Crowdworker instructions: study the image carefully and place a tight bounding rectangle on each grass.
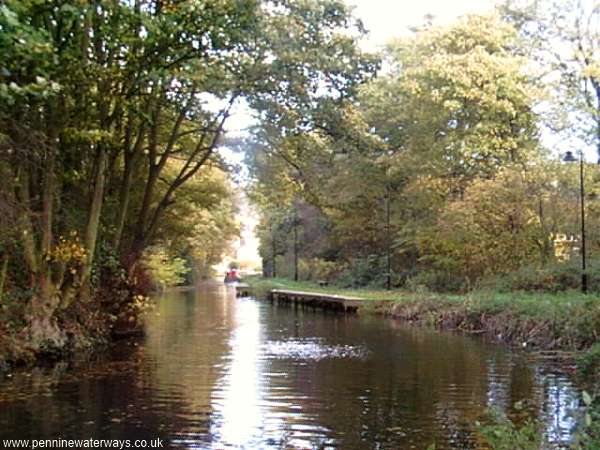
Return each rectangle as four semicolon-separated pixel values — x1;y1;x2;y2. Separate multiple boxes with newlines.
245;275;423;300
245;276;600;351
246;275;596;313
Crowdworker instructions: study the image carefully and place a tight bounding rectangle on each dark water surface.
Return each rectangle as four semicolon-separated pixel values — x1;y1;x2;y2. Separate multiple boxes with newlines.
0;283;581;449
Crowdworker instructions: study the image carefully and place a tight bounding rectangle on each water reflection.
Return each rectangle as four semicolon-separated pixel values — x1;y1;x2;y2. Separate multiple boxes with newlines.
210;299;264;448
0;283;583;449
262;338;369;360
543;373;579;445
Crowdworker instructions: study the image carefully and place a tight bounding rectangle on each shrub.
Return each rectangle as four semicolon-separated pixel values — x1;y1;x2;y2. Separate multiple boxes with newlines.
334;255;388;288
578;343;600;378
482;258;600;293
476;407;543;450
405;270;466;293
478;394;600;450
573;391;600;449
299;258;340;282
142;247;190;290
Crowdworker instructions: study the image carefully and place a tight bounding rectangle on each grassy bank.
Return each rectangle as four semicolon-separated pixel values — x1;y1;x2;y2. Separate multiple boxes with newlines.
245;276;600;352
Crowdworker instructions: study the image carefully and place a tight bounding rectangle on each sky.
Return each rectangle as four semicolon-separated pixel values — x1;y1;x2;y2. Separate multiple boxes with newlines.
347;0;497;50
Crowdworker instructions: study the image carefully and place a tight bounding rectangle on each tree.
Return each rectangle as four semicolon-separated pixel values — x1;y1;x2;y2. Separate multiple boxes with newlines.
151;162;240;279
501;0;600;158
249;14;542;287
363;15;541;282
0;0;377;352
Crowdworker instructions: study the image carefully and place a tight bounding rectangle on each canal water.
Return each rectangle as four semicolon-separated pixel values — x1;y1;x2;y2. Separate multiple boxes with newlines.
0;283;581;449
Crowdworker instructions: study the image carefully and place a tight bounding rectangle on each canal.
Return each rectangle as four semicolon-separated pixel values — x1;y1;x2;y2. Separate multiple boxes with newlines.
0;283;581;449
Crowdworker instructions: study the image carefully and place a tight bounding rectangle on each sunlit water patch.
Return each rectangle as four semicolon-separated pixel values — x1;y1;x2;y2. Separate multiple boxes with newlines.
261;338;369;361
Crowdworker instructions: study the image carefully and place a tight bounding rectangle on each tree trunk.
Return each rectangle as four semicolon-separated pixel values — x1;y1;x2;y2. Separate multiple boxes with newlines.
131;104;162;260
114;126;145;249
80;143;108;298
113;154;135;250
14;164;38;280
0;252;8;302
40;120;58;283
41;150;55;259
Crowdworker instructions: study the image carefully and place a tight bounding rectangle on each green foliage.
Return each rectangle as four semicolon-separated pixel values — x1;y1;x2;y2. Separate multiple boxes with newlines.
298;258;340;283
577;344;600;378
502;0;600;158
0;1;58;104
0;0;375;363
476;407;543;450
335;256;387;288
573;391;600;449
249;13;547;291
383;14;539;179
153;164;239;278
405;270;465;293
483;258;600;293
142;247;190;290
477;394;600;450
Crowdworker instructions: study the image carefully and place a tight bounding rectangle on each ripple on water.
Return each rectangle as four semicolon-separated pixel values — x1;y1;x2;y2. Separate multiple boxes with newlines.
260;338;369;361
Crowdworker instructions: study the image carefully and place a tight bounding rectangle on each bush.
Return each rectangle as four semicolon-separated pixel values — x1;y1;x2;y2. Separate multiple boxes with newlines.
573;391;600;449
405;270;466;293
298;258;340;282
483;259;600;293
406;257;600;293
578;343;600;378
478;395;600;450
333;255;388;288
142;247;190;290
476;407;543;450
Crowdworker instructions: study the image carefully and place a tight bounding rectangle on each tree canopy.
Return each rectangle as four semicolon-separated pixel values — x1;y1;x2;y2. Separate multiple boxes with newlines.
248;11;600;292
0;0;377;351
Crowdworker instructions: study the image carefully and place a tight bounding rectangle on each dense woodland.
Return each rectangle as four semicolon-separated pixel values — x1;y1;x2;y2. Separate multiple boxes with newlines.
249;0;600;294
0;0;599;364
0;0;376;361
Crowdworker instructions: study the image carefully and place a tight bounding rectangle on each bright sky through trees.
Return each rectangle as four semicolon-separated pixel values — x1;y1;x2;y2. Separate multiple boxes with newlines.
348;0;496;48
222;0;596;165
222;0;498;166
351;0;598;159
222;0;504;136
